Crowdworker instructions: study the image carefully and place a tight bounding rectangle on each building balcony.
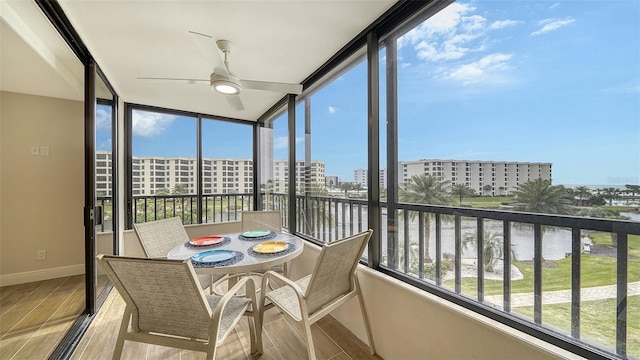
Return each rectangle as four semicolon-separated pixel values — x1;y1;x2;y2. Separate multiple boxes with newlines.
105;192;640;359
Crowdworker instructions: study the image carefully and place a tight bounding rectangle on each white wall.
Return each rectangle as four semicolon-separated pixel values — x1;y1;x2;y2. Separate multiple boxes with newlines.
288;243;583;360
0;91;84;286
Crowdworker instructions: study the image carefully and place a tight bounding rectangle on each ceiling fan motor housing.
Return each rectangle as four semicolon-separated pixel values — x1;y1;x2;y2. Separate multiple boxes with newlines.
210;72;241;94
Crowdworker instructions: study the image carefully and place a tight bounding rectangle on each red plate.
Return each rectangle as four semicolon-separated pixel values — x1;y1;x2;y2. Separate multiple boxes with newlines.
189;235;224;246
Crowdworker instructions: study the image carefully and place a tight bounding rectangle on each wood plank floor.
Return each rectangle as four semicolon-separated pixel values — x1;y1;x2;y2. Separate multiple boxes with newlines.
1;276;382;360
0;275;85;360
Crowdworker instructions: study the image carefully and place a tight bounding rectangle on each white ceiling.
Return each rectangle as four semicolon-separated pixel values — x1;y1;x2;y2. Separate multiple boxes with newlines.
1;0;398;121
1;1;84;102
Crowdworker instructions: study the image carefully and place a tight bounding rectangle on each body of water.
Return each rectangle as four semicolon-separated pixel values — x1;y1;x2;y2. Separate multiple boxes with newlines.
315;207;639;262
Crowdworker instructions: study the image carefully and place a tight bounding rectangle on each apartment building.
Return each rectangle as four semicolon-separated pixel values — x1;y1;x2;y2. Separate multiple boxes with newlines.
97;152;326;196
353;168;387;189
98;152;254;196
271;159;326;193
325;175;339;188
400;159;552;195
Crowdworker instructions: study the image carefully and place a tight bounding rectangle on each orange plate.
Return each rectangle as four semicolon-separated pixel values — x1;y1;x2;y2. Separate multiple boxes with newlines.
189;235;224;246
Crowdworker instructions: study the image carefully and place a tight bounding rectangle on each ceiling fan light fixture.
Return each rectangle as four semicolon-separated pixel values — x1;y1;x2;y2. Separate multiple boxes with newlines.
211;73;241;95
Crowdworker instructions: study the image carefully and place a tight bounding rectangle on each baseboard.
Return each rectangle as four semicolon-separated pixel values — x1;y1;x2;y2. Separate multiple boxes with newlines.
0;264;84;287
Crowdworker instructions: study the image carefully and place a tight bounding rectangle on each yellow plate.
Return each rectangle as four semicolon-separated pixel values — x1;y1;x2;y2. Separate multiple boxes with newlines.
252;241;289;254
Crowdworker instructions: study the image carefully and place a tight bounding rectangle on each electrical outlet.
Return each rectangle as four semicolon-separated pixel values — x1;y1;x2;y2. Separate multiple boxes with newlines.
37;250;46;260
31;146;40;156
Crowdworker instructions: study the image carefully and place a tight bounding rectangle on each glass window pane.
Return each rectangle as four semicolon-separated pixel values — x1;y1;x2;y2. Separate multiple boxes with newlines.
96;103;112;232
260;110;289;228
131;109;196;223
391;1;639;357
201;118;253;223
297;50;368;243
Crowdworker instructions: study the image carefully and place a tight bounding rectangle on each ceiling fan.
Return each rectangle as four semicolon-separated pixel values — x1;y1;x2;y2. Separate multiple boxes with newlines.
138;31;303;111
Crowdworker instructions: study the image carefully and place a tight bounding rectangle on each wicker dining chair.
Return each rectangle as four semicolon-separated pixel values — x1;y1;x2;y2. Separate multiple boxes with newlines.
133;217;225;292
240;211;282;232
97;255;260;360
257;230;375;360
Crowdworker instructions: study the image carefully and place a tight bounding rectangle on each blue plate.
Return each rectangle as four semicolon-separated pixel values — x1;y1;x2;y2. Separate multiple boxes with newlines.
191;249;235;263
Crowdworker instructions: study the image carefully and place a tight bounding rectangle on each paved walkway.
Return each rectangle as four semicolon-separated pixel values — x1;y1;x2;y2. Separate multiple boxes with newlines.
484;281;640;308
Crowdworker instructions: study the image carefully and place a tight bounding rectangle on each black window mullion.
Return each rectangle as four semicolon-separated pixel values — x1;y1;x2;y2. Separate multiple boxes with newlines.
196;116;202;223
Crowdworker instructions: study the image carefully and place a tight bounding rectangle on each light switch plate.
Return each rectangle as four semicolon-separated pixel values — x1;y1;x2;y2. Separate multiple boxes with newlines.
40;146;50;156
31;146;40;156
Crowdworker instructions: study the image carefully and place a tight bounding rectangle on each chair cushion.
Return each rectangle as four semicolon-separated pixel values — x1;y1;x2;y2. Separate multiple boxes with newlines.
265;275;311;321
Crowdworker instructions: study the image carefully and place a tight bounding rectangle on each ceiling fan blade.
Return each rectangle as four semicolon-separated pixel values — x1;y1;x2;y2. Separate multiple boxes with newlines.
227;94;245;111
188;31;229;78
138;77;209;85
240;79;303;95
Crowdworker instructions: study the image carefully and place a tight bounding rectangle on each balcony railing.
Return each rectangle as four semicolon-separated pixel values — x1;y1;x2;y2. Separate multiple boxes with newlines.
123;192;640;358
130;193;254;225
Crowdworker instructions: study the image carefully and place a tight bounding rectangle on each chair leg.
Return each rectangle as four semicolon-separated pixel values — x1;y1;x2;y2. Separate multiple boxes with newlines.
206;346;216;360
248;316;258;355
256;286;267;355
356;276;376;355
303;321;316;360
112;309;131;360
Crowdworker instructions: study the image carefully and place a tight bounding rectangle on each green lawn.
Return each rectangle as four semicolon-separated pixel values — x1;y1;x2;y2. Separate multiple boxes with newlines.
515;295;640;358
447;254;640;297
440;235;640;357
460;196;514;209
590;232;640;258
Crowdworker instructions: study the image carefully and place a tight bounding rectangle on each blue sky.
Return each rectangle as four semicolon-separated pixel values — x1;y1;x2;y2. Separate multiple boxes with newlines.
98;1;639;186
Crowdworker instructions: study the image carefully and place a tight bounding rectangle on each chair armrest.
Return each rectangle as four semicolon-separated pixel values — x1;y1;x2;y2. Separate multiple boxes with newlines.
210;276;256;325
261;270;304;295
260;270;307;306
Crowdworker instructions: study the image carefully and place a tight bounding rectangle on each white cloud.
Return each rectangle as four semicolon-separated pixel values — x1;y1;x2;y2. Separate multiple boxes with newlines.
489;19;519;30
550;3;560;9
132;111;175;137
399;2;476;47
328;106;337;114
416;40;467;61
96;108;111;129
462;15;486;32
398;2;520;86
531;17;575;36
273;136;288;150
600;82;640;94
449;53;513;84
98;139;112;150
273;136;304;150
399;2;487;63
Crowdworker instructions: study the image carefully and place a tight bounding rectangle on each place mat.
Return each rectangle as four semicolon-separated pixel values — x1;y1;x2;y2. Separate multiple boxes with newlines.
247;242;296;258
238;230;277;241
184;236;231;249
191;250;244;268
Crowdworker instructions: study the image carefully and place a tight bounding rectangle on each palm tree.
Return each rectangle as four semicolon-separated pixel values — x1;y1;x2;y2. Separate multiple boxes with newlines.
399;174;452;261
172;183;189;195
339;182;355;198
573;185;591;206
353;183;365;197
450;183;476;206
463;229;514;273
512;179;574;261
512;178;574;215
624;184;640;204
601;187;620;206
